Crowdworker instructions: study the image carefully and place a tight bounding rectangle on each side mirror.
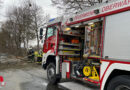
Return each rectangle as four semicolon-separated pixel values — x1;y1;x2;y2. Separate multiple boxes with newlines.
40;28;43;36
40;28;43;39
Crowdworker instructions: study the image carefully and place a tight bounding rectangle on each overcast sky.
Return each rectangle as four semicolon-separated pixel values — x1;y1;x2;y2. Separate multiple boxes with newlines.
0;0;58;22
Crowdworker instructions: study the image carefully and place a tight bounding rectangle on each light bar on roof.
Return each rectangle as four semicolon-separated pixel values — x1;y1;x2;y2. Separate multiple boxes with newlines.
49;18;55;22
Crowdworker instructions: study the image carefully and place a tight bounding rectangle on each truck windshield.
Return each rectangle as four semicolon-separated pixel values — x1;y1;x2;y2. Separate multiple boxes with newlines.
47;26;57;38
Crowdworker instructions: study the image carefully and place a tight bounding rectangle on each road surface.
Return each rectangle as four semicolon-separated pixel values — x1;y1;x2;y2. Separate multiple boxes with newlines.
0;66;99;90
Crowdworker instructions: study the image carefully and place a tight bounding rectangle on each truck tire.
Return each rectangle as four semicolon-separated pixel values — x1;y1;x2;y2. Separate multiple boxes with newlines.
107;75;130;90
47;63;60;84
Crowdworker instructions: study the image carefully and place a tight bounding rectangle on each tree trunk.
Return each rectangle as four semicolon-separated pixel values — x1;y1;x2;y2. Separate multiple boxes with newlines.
36;31;39;51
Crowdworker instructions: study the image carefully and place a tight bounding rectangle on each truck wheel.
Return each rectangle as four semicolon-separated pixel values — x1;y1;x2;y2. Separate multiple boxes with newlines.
107;75;130;90
47;63;60;84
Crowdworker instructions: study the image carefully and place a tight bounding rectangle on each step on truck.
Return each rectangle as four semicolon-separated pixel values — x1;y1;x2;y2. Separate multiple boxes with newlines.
40;0;130;90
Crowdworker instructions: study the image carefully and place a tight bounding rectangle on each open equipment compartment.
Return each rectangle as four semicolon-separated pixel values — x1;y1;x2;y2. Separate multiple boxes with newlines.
82;19;103;83
59;18;103;85
58;25;85;61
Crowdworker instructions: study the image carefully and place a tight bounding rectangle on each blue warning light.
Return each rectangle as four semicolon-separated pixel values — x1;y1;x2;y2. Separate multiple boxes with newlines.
49;18;55;22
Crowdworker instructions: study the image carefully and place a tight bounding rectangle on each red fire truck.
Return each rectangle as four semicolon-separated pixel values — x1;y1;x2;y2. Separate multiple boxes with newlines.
41;0;130;90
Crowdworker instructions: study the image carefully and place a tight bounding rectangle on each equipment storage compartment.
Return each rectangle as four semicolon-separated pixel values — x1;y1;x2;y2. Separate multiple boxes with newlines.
59;19;103;85
59;27;85;79
82;20;103;84
104;11;130;60
71;19;103;85
58;27;84;61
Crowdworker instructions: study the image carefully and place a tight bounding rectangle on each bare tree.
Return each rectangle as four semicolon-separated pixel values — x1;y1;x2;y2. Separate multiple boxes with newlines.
3;4;36;55
29;2;49;51
21;1;35;49
0;27;9;53
0;0;49;56
51;0;110;15
0;20;20;54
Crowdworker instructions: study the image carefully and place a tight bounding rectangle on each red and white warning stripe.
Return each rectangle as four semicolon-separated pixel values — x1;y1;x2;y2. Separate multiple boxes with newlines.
0;76;5;87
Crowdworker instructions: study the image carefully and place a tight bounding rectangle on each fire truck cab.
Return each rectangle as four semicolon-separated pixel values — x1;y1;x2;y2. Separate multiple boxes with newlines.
42;0;130;90
42;17;63;83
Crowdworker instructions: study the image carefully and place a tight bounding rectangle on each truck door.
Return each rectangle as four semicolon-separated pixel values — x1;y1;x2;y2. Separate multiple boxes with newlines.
43;26;57;53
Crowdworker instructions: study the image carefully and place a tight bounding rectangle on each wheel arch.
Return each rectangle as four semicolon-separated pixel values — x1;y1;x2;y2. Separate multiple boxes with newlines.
43;55;56;69
104;69;130;90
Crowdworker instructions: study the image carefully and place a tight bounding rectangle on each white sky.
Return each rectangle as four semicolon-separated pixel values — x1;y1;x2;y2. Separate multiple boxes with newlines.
0;0;58;22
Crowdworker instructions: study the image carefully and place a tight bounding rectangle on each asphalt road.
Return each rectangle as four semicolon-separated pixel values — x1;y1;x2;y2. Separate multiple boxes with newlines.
0;67;99;90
